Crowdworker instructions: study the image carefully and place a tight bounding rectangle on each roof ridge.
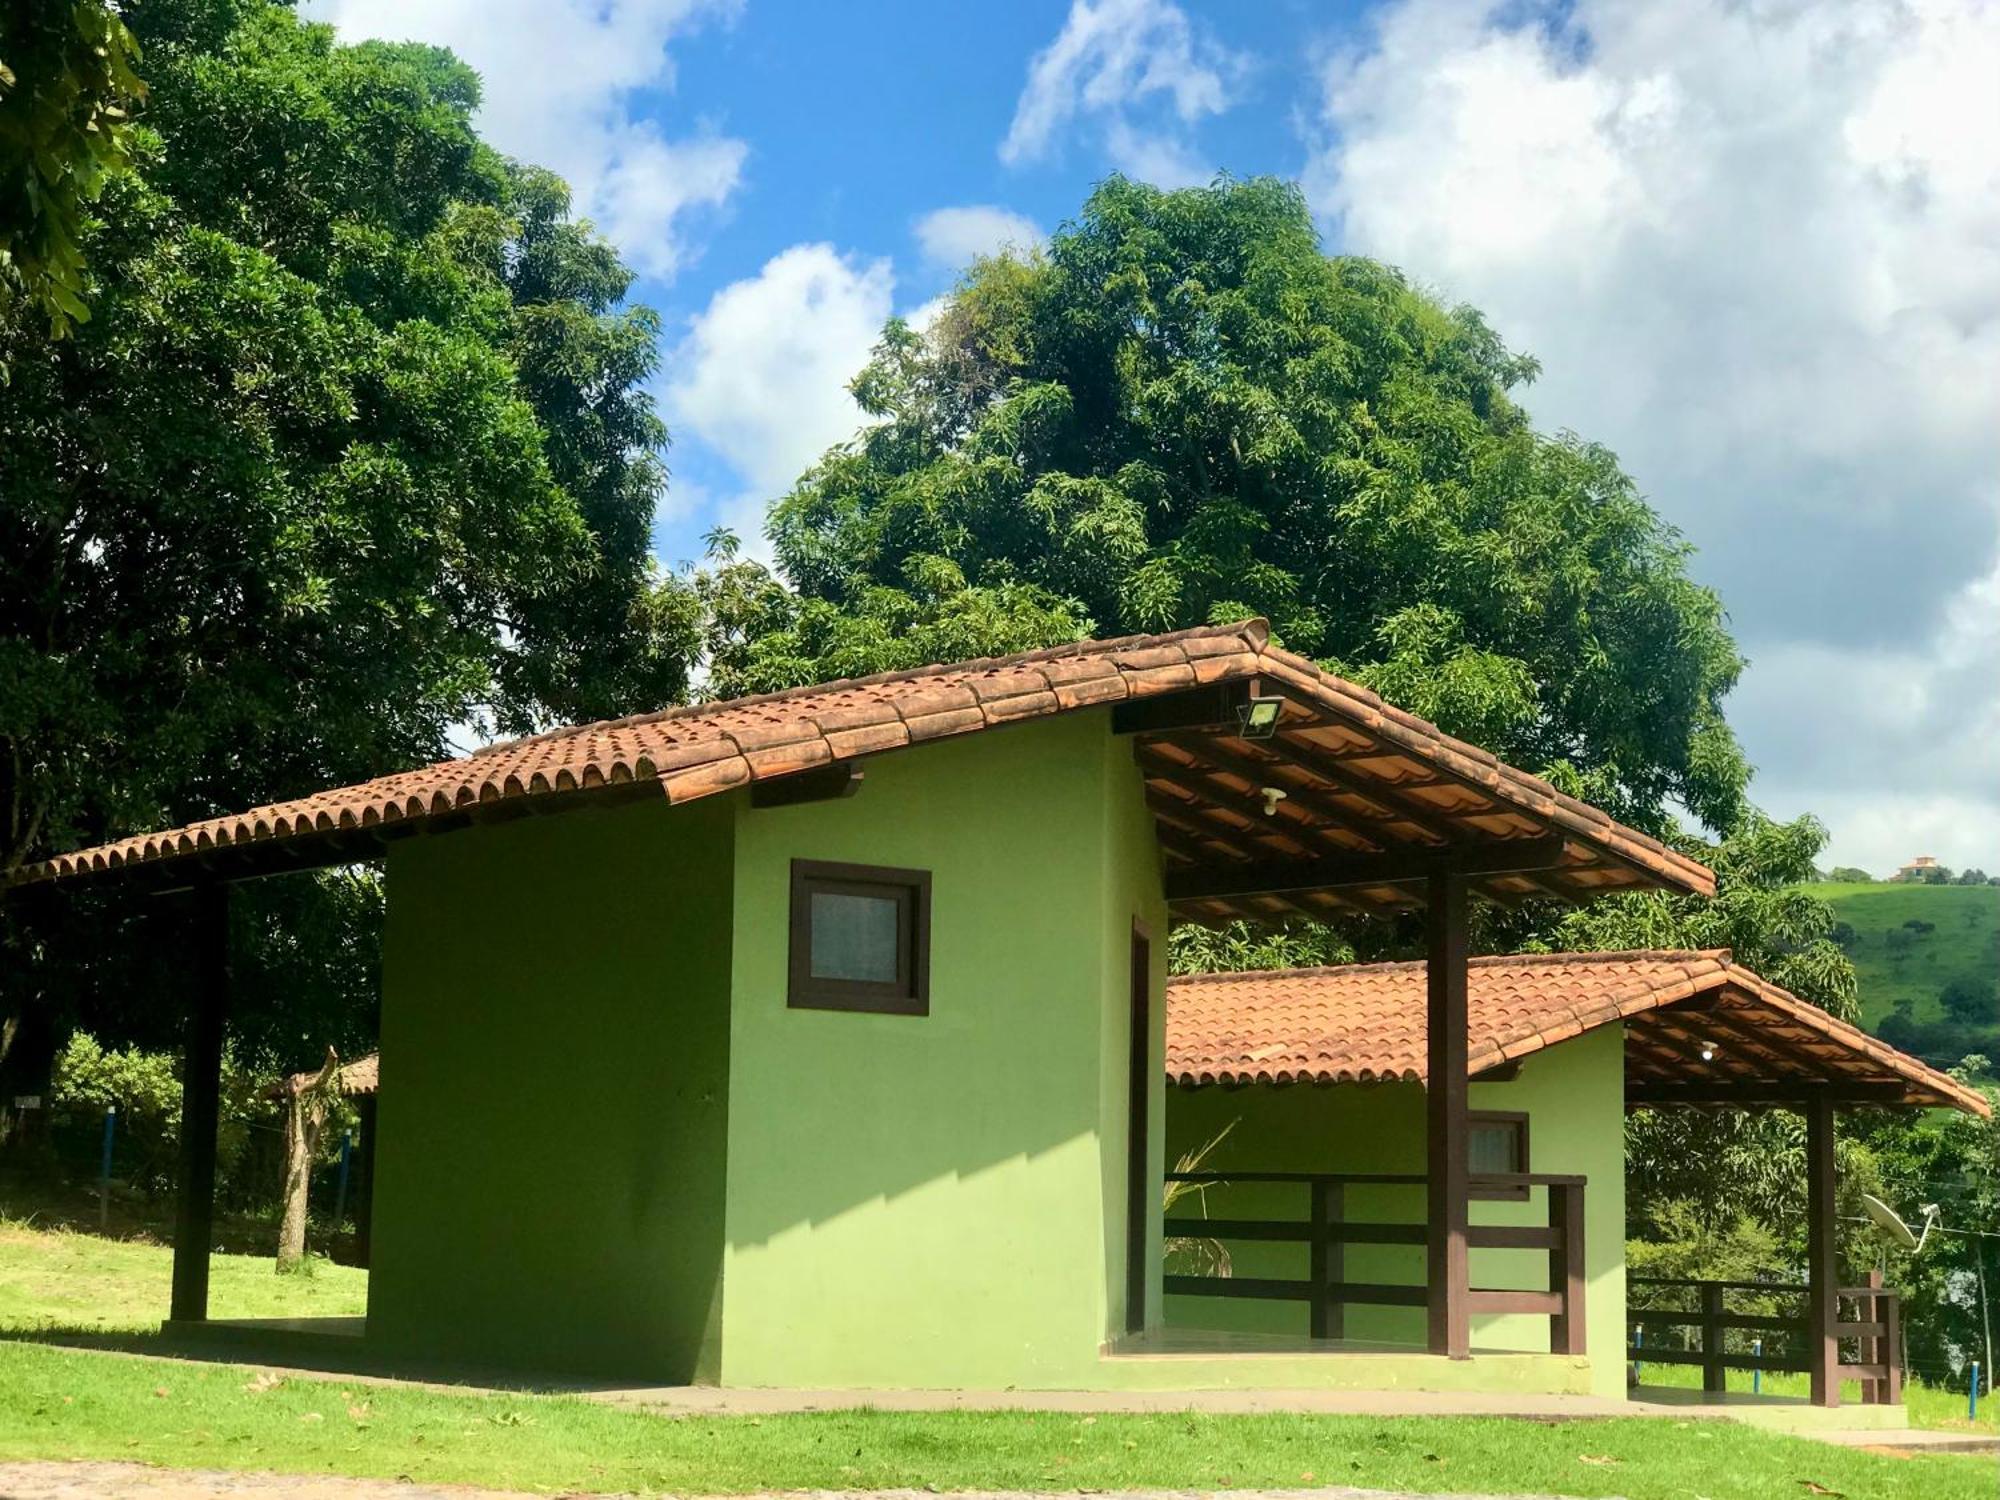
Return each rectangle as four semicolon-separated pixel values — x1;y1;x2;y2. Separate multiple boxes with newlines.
1167;948;1732;987
470;618;1271;759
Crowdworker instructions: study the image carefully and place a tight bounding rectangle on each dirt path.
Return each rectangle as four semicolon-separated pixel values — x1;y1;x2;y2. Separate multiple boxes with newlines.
0;1464;1593;1500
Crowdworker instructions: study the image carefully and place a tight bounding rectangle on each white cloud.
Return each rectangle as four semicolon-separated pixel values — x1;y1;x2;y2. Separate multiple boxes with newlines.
1001;0;1243;184
663;243;894;499
1306;0;2000;864
913;205;1044;269
306;0;746;278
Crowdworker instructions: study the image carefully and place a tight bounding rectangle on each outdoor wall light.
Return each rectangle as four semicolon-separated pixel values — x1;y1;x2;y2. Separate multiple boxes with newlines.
1237;694;1286;740
1700;1045;1716;1062
1260;786;1289;817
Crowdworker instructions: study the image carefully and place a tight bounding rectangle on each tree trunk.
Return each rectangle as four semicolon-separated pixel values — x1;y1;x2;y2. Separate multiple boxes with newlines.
275;1049;338;1272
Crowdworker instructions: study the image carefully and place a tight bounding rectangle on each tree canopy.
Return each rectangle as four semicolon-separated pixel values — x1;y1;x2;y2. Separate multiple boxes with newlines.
1;0;696;1088
739;177;1748;837
0;0;147;336
1;0;696;881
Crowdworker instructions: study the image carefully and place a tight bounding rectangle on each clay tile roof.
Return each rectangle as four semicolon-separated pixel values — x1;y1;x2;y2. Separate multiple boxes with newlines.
7;620;1713;905
1166;950;1990;1116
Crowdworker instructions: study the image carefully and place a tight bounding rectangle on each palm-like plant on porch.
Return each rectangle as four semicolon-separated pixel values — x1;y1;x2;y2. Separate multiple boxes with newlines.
1162;1119;1238;1278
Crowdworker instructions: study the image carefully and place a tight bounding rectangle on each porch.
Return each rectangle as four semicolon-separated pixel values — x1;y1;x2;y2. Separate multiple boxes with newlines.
1160;952;1987;1409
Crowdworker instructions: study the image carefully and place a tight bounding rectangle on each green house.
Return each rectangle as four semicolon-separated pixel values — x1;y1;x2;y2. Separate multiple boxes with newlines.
9;621;1982;1403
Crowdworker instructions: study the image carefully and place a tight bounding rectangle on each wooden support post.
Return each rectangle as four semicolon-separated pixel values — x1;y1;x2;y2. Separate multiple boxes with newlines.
1426;873;1471;1359
1882;1284;1903;1406
1805;1091;1839;1407
170;880;229;1324
1861;1269;1884;1404
1310;1180;1345;1341
1701;1281;1728;1393
1548;1180;1587;1356
353;1092;377;1269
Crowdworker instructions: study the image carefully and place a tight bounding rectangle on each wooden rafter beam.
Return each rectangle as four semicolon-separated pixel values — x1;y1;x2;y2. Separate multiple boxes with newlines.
1646;999;1849;1083
1164;834;1568;902
1136;745;1377;859
1151;733;1396;852
1111;681;1255;736
1626;1082;1907;1106
1268;728;1474;842
1143;788;1277;864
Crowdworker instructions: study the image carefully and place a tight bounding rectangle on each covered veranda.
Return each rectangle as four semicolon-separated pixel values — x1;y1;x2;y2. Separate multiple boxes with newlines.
3;619;1717;1380
1162;949;1990;1407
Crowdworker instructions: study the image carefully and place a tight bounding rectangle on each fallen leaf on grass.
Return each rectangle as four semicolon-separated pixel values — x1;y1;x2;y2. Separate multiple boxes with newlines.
243;1373;284;1394
346;1401;371;1422
1799;1484;1845;1497
152;1386;170;1398
1579;1454;1620;1466
299;1412;324;1424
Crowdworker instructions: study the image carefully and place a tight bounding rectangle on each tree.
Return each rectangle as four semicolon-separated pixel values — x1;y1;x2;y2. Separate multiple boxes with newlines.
276;1048;340;1271
1828;866;1873;883
1956;868;1989;886
1;0;698;1110
0;0;147;336
759;177;1749;837
1939;978;1991;1028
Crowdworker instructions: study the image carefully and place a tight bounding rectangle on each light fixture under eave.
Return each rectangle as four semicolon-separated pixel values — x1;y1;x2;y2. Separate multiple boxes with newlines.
1700;1045;1715;1062
1259;786;1289;817
1237;695;1285;740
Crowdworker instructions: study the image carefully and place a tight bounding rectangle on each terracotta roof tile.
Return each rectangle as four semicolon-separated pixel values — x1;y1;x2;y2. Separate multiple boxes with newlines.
8;620;1715;901
1166;950;1989;1116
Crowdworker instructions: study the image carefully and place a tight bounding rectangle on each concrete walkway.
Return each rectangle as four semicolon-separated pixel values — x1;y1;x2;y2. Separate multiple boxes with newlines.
0;1468;1594;1500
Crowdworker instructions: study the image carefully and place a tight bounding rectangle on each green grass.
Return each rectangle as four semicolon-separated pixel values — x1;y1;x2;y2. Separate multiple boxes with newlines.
0;1340;1992;1500
0;1218;368;1336
1635;1360;1995;1434
1;1218;1990;1496
1816;882;1999;1031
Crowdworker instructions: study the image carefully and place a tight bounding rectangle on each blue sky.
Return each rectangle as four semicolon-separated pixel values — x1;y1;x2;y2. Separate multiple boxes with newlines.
308;0;1999;876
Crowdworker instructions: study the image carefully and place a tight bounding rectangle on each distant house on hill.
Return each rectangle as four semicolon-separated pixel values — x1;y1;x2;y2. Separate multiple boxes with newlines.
1896;855;1942;882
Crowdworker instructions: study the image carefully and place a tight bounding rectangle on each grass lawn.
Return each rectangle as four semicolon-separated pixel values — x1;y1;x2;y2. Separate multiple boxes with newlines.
1;1340;1995;1500
1815;881;1999;1030
0;1217;368;1335
1636;1360;1995;1435
1;1219;1992;1497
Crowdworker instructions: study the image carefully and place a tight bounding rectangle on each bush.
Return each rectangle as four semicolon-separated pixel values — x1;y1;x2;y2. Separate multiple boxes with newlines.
1828;866;1874;883
43;1031;345;1211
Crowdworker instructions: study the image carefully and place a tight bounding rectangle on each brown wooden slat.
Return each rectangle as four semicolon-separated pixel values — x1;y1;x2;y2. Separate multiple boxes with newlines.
1155;733;1400;851
1138;744;1381;861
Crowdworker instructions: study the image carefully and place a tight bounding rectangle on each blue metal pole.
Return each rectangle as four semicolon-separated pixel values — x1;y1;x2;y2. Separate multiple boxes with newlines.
333;1130;352;1228
1634;1325;1643;1380
97;1106;116;1230
1972;1362;1982;1422
1753;1338;1762;1394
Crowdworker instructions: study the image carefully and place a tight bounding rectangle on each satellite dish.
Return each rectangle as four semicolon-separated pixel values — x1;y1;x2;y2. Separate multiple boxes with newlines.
1862;1193;1940;1253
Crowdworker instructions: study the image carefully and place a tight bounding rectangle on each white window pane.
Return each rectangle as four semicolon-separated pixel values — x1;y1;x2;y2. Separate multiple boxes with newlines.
810;890;900;983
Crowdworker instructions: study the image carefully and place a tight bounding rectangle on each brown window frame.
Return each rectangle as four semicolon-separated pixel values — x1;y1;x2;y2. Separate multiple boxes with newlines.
787;859;932;1015
1467;1110;1530;1201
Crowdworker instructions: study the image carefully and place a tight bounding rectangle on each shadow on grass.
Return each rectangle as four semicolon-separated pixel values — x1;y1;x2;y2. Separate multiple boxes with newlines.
0;1322;632;1398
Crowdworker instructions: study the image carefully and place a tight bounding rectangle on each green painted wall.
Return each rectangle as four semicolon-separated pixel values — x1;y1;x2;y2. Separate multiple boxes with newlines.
369;796;735;1382
719;712;1167;1387
1162;1023;1628;1398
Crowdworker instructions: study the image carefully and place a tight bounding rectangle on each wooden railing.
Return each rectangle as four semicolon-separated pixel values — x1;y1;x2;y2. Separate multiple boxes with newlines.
1162;1170;1587;1354
1627;1274;1903;1405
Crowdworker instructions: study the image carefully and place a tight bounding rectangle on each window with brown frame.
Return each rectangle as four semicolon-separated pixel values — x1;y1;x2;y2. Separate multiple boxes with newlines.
1468;1111;1530;1201
787;859;931;1015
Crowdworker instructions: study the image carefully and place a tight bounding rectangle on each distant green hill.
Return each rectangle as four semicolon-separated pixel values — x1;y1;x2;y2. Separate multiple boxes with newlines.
1813;881;1999;1068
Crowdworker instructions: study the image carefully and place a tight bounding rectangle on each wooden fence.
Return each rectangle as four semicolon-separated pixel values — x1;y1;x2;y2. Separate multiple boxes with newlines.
1162;1169;1587;1354
1627;1273;1902;1404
